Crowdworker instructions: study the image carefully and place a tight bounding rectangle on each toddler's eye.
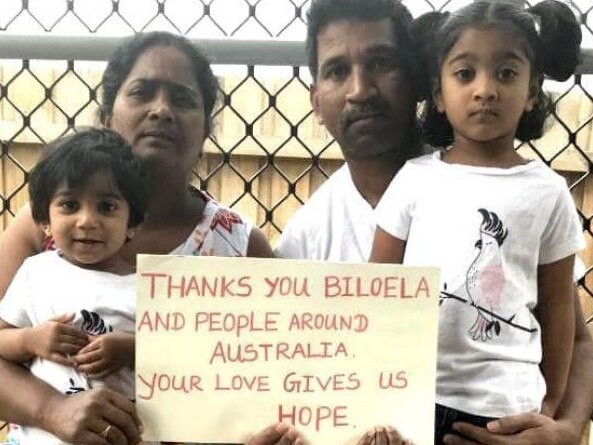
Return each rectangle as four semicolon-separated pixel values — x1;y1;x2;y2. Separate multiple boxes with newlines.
59;200;79;213
498;68;518;82
98;201;117;213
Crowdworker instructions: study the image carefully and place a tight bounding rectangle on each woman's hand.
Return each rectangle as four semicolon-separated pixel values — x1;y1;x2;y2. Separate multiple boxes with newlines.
25;313;88;366
246;423;304;445
41;386;142;445
73;331;134;379
357;426;415;445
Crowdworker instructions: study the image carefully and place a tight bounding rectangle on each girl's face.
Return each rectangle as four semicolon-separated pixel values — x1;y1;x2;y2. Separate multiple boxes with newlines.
43;170;134;271
434;25;536;149
107;45;206;175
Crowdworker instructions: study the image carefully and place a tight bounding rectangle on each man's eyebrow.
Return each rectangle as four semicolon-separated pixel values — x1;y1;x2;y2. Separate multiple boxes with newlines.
364;43;400;55
319;55;347;73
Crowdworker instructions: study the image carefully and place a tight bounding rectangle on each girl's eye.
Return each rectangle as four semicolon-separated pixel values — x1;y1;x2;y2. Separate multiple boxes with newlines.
454;68;474;82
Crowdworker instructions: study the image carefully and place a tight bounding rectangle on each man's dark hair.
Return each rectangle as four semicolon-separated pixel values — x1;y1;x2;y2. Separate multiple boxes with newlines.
100;31;219;137
306;0;415;81
29;128;149;227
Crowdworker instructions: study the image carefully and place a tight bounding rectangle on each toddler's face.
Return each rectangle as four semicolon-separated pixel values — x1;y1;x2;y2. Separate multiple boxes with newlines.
43;170;133;271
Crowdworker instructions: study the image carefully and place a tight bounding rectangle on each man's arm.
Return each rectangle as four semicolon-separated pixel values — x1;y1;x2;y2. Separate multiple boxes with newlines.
444;289;593;445
0;357;142;444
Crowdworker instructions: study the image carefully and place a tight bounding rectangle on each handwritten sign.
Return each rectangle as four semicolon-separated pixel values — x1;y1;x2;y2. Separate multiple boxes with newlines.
136;255;440;445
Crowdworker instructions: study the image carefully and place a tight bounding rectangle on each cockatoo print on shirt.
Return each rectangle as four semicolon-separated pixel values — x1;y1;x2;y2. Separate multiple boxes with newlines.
465;209;508;341
443;208;511;342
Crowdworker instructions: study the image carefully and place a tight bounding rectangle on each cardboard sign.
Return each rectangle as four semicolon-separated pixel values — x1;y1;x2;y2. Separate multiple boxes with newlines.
136;255;440;445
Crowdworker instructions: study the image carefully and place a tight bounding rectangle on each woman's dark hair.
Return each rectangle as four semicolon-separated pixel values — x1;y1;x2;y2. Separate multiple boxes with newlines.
29;128;149;228
410;0;582;147
100;31;219;137
306;0;416;84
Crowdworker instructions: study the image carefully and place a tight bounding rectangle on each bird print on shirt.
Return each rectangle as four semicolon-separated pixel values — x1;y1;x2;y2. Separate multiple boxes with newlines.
465;209;508;341
440;208;535;340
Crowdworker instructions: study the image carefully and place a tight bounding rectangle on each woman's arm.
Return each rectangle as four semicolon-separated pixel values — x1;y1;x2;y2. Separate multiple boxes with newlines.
537;255;576;417
0;204;44;298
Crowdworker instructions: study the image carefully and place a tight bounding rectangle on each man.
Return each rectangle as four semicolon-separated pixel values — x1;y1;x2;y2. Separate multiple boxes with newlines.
275;0;593;444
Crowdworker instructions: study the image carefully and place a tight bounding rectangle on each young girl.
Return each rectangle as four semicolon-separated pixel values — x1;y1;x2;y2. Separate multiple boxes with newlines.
369;1;584;443
0;128;148;444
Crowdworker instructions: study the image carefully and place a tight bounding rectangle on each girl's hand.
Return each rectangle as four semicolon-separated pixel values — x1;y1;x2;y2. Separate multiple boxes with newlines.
25;313;88;366
357;426;415;445
73;331;134;379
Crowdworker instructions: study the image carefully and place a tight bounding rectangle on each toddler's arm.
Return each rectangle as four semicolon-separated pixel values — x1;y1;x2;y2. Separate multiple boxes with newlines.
537;254;575;417
0;313;87;366
369;227;406;264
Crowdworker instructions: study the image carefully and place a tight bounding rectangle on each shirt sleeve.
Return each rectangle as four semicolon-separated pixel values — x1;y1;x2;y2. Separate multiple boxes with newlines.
0;262;33;328
374;163;415;241
275;215;311;259
539;181;585;265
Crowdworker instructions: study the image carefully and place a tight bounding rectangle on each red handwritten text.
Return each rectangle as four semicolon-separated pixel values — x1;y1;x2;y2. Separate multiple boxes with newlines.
194;311;280;337
324;276;431;299
283;372;361;393
137;372;203;400
140;273;252;299
278;404;349;431
209;341;348;364
137;311;185;332
378;371;408;389
264;276;311;297
288;312;368;332
214;373;270;391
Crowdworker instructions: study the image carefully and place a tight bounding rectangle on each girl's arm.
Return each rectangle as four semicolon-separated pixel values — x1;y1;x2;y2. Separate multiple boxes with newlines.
536;254;575;417
0;204;45;298
369;227;406;264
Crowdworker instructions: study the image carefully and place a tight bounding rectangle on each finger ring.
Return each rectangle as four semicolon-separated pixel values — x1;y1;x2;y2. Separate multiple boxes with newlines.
100;424;112;439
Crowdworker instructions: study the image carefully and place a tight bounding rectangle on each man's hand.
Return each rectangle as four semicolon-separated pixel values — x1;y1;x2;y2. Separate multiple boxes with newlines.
24;313;88;366
41;386;142;445
443;412;579;445
73;331;134;379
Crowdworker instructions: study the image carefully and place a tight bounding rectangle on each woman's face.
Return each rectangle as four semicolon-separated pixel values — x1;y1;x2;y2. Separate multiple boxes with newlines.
107;45;207;174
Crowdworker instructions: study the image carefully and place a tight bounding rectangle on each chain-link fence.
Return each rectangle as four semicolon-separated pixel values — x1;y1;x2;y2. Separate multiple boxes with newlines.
0;0;592;439
0;1;592;322
1;0;592;299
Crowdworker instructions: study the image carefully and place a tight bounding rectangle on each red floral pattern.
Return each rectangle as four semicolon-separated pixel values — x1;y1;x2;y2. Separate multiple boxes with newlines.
210;208;244;234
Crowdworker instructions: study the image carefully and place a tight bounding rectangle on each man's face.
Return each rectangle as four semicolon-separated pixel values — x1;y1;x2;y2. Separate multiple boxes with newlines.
310;18;414;161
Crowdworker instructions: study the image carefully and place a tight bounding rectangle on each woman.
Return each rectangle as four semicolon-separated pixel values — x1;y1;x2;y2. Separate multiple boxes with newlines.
0;31;296;445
